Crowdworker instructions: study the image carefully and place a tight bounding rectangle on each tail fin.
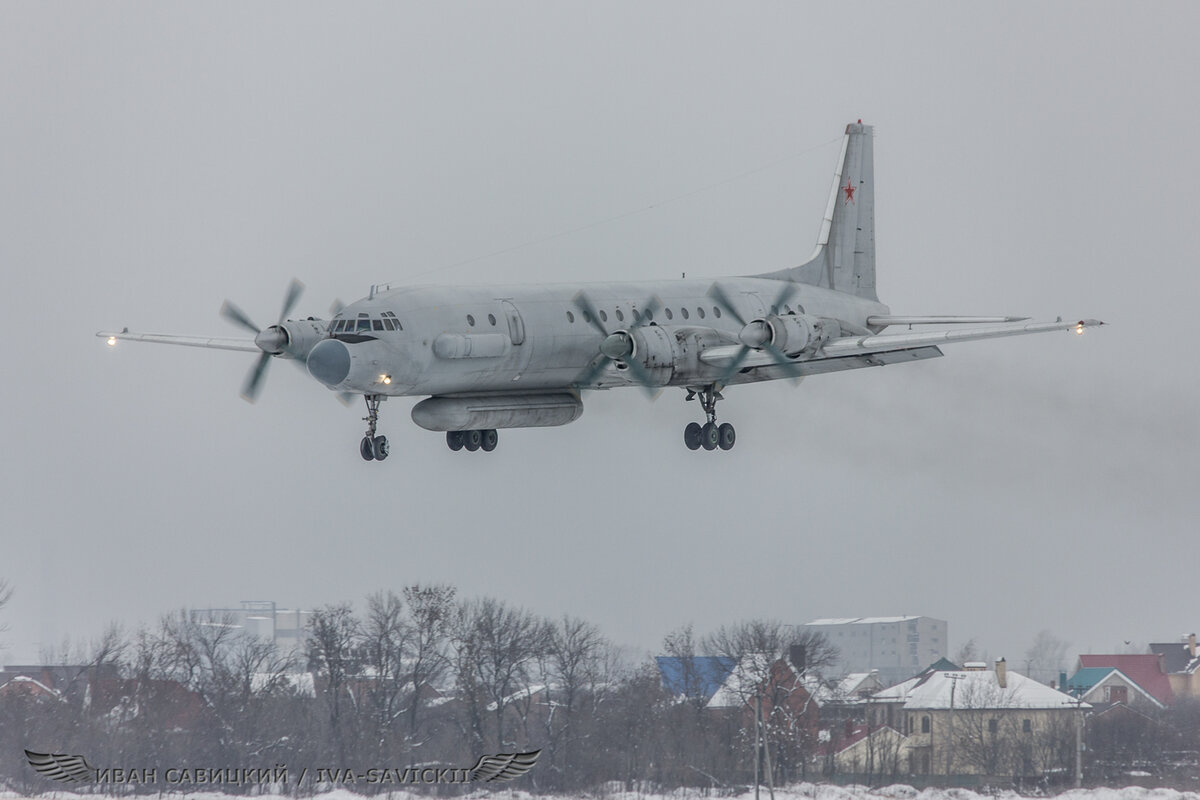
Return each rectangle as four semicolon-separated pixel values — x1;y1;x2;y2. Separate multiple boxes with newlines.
756;121;877;300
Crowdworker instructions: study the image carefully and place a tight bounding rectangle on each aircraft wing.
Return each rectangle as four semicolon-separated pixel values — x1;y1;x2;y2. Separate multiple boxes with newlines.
97;330;260;353
700;318;1103;369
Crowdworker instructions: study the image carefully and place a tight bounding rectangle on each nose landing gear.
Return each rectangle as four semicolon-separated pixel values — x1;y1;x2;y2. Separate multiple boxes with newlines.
359;394;389;461
684;385;736;452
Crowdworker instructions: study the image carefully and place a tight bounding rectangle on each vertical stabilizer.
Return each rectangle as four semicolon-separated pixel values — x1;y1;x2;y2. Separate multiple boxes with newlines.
756;122;877;300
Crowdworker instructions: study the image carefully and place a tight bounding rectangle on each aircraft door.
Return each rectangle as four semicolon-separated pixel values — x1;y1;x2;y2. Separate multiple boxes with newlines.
501;300;525;345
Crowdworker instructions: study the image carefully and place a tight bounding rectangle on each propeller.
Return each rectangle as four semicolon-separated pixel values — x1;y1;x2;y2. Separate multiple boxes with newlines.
219;279;305;402
707;281;807;387
571;291;664;398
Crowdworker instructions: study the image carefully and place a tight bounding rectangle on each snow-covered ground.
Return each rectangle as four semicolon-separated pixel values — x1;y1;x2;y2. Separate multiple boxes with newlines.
3;785;1199;800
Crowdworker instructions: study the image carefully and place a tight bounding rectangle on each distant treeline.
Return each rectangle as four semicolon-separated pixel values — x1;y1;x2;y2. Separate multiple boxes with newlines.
0;585;1197;795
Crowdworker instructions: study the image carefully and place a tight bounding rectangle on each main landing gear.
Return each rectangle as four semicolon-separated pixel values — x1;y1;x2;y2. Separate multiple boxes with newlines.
684;385;736;452
445;429;499;453
360;394;390;461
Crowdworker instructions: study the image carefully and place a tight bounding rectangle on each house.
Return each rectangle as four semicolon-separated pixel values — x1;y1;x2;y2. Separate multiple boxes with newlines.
817;725;909;778
1148;635;1200;700
1064;667;1166;713
0;676;62;701
867;659;1086;778
1075;654;1174;707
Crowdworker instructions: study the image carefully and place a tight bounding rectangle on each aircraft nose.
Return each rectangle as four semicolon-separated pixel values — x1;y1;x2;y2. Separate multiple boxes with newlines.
307;338;351;387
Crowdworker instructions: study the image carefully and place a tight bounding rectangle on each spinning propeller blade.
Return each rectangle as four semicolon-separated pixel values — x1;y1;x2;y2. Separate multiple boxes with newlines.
222;279;306;404
709;280;805;387
570;291;664;398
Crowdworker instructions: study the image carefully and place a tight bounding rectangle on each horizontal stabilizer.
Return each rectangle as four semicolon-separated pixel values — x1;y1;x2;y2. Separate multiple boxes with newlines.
97;330;260;353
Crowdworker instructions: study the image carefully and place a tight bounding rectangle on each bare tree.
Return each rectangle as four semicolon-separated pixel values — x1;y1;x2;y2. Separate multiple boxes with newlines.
401;583;455;742
542;615;607;785
955;637;980;666
0;579;13;636
359;590;410;758
453;597;549;751
307;603;361;761
1024;630;1070;684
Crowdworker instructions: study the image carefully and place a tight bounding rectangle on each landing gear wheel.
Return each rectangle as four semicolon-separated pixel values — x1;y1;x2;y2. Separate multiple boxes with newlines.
464;429;482;452
701;422;719;451
684;422;703;451
446;431;465;451
480;429;498;452
718;423;736;451
360;436;375;461
372;435;389;460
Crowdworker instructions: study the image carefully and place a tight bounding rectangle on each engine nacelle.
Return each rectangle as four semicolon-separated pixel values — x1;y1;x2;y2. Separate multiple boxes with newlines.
263;319;329;360
765;314;813;355
625;324;682;385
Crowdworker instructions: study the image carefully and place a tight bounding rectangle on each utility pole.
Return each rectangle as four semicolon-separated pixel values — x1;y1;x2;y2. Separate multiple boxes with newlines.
761;692;776;800
946;673;964;782
754;692;760;800
1074;696;1083;788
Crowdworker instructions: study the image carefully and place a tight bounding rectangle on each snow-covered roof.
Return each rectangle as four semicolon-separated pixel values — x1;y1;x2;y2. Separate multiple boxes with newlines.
872;668;1088;710
706;654;777;709
0;675;61;698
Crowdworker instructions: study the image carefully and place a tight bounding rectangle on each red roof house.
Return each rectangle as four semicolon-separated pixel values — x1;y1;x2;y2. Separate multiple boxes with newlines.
1077;654;1174;707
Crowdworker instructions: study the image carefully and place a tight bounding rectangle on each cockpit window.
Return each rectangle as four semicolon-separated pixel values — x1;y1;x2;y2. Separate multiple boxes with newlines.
372;320;384;331
357;319;370;332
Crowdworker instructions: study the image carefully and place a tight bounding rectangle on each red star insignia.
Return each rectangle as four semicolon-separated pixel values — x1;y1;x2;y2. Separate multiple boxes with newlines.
842;178;856;204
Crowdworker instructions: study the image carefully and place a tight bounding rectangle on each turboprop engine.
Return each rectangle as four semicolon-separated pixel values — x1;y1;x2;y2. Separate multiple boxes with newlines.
254;319;329;361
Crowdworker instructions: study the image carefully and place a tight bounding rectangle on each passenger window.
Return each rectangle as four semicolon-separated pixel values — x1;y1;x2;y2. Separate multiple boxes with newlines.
681;308;690;320
697;307;705;319
567;311;575;323
467;314;476;327
615;309;624;322
599;310;608;323
665;308;673;320
488;313;497;326
372;320;383;331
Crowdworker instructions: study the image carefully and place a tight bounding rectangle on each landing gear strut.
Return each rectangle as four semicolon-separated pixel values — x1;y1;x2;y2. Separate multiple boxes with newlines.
446;429;499;453
684;385;736;452
360;394;389;461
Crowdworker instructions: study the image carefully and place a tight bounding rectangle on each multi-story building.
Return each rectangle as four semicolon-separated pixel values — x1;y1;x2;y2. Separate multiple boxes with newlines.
804;616;947;685
196;601;313;655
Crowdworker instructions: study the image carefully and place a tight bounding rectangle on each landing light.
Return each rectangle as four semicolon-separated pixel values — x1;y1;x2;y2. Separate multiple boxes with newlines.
107;336;117;346
381;374;392;385
1075;323;1085;335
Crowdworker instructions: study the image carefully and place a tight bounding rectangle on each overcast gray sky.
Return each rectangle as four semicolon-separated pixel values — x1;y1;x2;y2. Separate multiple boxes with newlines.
2;2;1197;668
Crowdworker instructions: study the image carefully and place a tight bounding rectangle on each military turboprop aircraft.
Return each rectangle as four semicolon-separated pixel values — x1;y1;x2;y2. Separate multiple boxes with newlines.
99;122;1102;459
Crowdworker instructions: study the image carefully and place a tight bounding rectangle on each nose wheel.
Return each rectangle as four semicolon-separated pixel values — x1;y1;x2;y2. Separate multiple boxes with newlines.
359;395;390;462
684;385;736;452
